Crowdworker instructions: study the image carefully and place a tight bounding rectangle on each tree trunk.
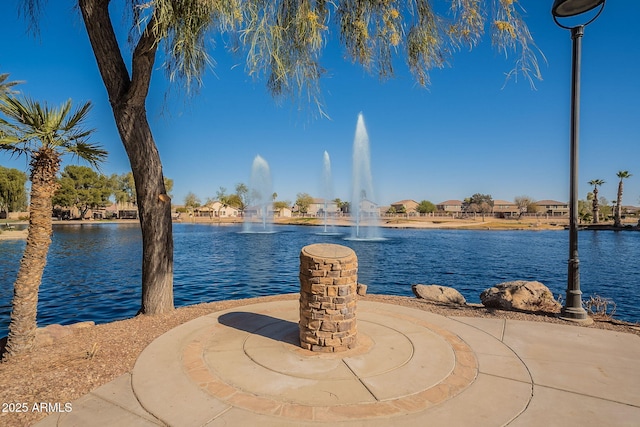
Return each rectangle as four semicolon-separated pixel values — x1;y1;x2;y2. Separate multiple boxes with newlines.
615;181;623;227
3;150;58;359
115;105;174;314
592;187;599;224
79;0;174;314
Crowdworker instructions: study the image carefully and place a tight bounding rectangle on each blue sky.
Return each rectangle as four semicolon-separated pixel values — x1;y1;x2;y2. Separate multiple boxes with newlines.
1;1;638;208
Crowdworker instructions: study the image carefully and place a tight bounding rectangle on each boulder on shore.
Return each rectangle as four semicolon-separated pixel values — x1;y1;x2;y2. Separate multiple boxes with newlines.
480;281;561;312
412;284;466;305
357;283;368;296
35;321;95;347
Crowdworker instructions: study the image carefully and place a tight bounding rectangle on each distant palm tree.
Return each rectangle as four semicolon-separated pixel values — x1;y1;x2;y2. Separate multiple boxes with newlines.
614;171;632;227
588;179;605;223
0;95;106;359
215;187;229;222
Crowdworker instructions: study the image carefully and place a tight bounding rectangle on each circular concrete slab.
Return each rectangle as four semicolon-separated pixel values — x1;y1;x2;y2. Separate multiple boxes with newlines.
206;316;455;406
132;300;532;425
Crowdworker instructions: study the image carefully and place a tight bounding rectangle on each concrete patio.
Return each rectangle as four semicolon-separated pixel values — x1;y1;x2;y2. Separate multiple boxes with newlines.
34;299;640;426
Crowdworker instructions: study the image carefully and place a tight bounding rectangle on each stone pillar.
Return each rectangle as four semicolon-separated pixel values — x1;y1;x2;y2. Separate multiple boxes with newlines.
299;244;358;352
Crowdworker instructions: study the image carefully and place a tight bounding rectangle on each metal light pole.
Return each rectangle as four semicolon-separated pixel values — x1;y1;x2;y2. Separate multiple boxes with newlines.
552;0;605;321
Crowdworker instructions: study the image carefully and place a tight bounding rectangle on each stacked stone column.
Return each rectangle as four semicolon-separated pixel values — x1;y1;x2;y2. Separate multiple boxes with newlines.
299;244;358;352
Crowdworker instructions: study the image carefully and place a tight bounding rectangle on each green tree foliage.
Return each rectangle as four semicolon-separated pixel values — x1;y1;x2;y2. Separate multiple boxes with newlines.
112;172;137;205
463;193;494;220
215;187;228;204
184;191;201;209
226;194;243;210
213;186;230;219
296;192;314;215
578;199;592;223
273;200;291;211
0;165;28;213
112;171;173;206
598;197;612;219
164;177;174;198
234;183;249;213
417;200;436;214
53;165;112;219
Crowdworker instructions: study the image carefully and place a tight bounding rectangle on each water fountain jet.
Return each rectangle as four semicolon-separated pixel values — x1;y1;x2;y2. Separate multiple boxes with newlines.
320;151;339;234
242;155;274;233
349;113;382;240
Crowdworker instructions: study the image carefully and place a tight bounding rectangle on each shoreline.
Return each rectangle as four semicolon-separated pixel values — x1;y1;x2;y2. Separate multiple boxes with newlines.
3;216;638;241
162;216;570;230
0;229;28;240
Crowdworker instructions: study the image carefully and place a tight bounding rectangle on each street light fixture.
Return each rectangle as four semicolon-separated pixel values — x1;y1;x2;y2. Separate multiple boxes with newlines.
552;0;605;322
552;0;605;18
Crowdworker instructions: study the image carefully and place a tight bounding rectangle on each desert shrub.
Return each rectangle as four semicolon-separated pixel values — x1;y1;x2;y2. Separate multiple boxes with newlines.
584;294;617;320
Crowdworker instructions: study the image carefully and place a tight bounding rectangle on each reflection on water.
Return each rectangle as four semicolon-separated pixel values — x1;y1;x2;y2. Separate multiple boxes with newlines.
1;223;639;337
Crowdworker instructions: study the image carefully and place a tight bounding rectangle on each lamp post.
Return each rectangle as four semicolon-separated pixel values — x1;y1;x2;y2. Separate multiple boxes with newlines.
552;0;605;321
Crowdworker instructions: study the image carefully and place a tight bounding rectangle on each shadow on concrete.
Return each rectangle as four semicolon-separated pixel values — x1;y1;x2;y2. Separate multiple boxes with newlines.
218;312;300;346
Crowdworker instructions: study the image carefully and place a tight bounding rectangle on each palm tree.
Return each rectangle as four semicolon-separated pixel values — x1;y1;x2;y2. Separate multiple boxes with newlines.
0;95;106;359
588;179;605;224
614;171;632;227
215;187;229;222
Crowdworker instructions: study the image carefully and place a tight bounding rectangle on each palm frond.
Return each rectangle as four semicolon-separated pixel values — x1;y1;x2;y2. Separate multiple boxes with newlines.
51;99;73;134
0;98;33;156
62;140;108;170
0;73;23;96
61;100;93;132
0;94;106;167
0;141;31;159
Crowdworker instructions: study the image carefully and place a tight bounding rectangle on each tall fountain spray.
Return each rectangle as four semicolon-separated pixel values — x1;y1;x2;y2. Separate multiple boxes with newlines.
322;151;333;233
243;155;274;233
351;113;381;239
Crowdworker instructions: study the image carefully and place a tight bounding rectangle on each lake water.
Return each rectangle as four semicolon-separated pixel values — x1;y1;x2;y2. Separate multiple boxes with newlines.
1;223;638;337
